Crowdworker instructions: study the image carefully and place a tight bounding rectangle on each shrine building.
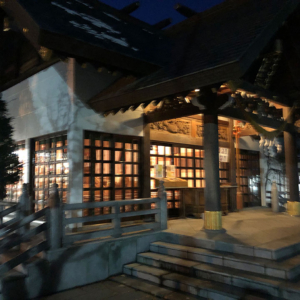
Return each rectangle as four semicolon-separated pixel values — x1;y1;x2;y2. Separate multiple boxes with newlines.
1;0;300;231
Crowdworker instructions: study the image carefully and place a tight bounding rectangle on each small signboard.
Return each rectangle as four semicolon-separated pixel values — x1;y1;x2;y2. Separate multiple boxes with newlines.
166;165;176;178
155;164;164;178
219;147;229;163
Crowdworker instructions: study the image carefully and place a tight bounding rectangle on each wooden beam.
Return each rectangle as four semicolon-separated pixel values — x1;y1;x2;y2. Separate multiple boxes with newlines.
121;2;140;14
218;107;291;131
90;62;242;113
174;4;197;18
227;79;290;107
141;115;150;198
146;105;202;123
153;18;172;30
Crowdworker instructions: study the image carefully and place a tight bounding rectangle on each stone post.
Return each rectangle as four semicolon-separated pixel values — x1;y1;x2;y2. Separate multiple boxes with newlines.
48;184;62;249
203;112;223;231
271;181;279;213
283;107;300;215
156;180;167;230
112;203;121;238
18;183;31;235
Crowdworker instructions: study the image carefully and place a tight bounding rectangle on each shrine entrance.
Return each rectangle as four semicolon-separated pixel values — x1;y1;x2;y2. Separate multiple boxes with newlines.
147;113;263;219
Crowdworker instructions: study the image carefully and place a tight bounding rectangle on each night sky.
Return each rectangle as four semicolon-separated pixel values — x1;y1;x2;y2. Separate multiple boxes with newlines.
100;0;225;26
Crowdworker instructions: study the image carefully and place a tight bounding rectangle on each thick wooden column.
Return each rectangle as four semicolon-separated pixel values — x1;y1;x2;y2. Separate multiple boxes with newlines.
229;119;237;211
142;115;151;198
283;107;300;215
203;111;222;230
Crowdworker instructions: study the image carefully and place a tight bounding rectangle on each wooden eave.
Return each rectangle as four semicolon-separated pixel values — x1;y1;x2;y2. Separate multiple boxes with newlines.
38;29;159;75
89;61;243;113
1;0;161;77
89;0;300;113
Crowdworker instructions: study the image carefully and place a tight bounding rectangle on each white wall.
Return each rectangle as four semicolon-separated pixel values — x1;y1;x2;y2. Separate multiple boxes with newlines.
2;61;143;141
3;60;144;206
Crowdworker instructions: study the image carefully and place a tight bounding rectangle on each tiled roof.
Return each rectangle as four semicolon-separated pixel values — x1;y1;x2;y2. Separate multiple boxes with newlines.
134;0;299;89
89;0;300;112
15;0;166;66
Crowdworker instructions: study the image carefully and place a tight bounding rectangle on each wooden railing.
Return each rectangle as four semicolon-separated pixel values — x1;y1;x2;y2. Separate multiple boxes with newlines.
0;202;19;227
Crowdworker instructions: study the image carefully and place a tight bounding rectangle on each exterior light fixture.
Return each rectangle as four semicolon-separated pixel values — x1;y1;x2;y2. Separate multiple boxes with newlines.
194;89;200;92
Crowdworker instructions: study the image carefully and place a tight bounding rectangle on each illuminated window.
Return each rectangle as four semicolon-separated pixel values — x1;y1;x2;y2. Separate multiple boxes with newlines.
83;131;141;216
33;134;68;210
150;142;230;217
5;142;26;202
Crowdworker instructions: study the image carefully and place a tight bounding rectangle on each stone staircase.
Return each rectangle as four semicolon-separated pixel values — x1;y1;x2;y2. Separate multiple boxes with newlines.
112;239;300;300
0;237;49;300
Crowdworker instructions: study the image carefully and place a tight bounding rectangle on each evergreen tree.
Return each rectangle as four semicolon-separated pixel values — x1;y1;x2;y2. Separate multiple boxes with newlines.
0;93;21;200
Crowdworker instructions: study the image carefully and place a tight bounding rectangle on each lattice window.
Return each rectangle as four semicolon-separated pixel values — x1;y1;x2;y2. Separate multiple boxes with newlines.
150;142;229;217
33;134;69;210
5;142;26;202
83;131;142;216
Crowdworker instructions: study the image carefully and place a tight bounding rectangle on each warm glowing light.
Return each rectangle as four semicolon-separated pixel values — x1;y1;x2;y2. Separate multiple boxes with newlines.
194;89;200;92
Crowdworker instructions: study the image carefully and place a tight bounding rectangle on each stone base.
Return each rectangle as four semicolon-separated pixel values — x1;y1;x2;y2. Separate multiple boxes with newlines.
287;201;300;216
204;211;222;230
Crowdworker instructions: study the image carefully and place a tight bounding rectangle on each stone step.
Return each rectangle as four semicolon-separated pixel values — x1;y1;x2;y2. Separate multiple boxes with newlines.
0;249;43;275
111;274;206;299
137;252;300;299
161;232;300;260
150;241;300;280
124;263;275;300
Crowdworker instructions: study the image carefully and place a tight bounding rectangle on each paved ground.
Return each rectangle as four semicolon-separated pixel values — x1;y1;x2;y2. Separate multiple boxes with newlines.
39;280;158;300
166;207;300;250
39;208;300;299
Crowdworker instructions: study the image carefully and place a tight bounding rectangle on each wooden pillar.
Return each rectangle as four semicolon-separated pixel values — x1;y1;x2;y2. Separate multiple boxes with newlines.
229;119;237;211
142;115;151;198
203;111;222;230
283;107;300;215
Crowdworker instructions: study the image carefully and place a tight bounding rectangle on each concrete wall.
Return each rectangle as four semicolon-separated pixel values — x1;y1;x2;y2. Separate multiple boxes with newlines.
2;60;143;142
3;60;144;205
13;232;161;299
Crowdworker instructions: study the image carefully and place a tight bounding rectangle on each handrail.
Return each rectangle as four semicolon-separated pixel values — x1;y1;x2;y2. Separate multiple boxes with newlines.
0;184;50;278
0;201;18;206
61;196;166;246
0;241;48;277
0;204;19;218
0;223;47;254
63;197;159;211
0;208;47;238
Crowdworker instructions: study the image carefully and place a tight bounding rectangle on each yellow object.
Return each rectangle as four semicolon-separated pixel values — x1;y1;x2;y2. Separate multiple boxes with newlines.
287;201;300;216
204;211;222;230
155;178;188;188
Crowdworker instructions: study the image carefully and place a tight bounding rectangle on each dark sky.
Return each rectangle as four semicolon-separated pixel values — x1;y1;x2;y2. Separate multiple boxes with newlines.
100;0;225;26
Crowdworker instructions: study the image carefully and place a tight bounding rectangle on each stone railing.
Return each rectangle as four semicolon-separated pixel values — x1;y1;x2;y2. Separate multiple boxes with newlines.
50;180;167;248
